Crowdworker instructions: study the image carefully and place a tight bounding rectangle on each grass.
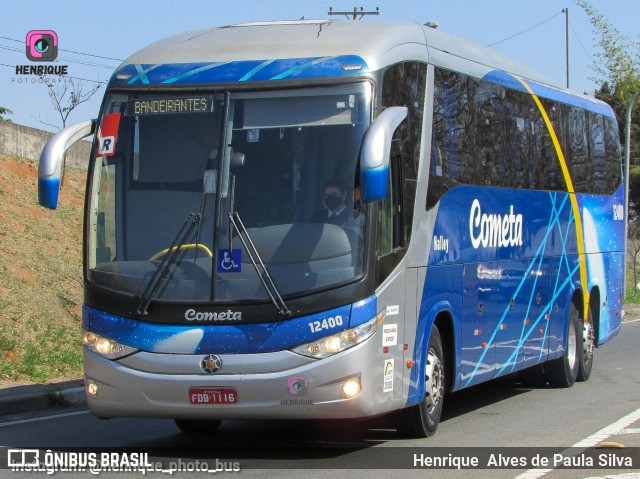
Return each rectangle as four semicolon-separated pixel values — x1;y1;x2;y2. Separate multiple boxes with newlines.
0;154;85;382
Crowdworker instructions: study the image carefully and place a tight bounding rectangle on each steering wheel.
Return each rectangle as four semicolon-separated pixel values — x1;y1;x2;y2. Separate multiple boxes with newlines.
149;244;213;261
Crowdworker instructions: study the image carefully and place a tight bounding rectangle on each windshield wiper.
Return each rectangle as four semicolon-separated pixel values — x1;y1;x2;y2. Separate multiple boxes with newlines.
228;211;291;317
136;213;200;316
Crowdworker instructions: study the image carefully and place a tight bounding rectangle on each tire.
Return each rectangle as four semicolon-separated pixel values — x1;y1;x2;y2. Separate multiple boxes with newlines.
546;303;580;388
174;419;222;434
398;325;446;438
577;303;596;382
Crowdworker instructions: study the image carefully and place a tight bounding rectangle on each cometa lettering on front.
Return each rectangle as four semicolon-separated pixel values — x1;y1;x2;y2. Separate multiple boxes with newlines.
469;199;523;249
185;309;242;322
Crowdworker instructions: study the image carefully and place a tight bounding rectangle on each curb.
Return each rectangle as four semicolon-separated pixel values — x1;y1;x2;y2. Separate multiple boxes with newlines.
0;379;85;417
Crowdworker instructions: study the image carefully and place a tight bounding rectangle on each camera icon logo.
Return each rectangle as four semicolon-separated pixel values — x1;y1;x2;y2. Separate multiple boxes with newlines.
26;30;58;61
287;377;308;397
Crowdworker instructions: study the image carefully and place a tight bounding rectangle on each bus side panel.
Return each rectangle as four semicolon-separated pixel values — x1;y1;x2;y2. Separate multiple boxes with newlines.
407;263;462;405
374;269;408;407
496;257;552;378
580;190;625;344
460;262;498;387
602;251;623;342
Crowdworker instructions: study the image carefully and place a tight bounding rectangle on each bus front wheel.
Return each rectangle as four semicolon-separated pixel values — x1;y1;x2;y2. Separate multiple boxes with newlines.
398;325;445;438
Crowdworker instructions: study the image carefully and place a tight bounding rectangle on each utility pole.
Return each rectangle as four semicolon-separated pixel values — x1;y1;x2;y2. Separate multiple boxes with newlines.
563;7;570;89
328;6;380;20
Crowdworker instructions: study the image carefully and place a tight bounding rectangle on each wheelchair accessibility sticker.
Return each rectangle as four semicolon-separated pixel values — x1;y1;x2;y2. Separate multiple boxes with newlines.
218;249;242;273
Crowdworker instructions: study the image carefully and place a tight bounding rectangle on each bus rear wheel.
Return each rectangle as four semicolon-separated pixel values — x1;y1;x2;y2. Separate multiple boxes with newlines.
174;419;222;434
398;325;445;438
577;303;596;382
546;303;580;388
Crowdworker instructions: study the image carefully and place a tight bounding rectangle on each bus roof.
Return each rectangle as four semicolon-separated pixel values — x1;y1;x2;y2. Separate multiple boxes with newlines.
111;20;612;116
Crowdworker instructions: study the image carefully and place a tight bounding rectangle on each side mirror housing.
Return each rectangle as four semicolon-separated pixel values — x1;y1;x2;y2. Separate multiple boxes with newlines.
38;119;96;209
359;107;407;202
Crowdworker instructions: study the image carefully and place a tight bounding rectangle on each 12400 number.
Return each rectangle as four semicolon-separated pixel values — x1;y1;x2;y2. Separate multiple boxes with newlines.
308;315;343;333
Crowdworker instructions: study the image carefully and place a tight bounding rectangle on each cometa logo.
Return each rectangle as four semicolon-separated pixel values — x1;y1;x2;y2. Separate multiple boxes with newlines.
185;309;242;321
469;199;523;249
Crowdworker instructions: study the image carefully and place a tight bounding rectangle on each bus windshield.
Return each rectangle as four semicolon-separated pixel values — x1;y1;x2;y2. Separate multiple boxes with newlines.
88;84;371;305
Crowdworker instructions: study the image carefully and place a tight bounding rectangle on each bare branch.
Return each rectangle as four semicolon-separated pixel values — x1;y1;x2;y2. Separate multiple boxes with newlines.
39;76;101;130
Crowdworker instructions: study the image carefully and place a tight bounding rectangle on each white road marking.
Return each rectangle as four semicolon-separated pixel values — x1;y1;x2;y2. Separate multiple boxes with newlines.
514;407;640;479
581;474;640;479
0;410;89;427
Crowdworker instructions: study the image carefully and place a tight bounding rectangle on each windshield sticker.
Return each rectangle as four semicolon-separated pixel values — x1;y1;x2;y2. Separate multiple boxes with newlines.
383;359;394;392
97;112;120;157
217;249;242;273
382;323;398;347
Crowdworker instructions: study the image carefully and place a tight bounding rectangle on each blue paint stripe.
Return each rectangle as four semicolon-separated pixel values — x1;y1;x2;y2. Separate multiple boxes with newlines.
483;70;615;118
161;62;229;84
112;55;368;85
83;297;378;354
239;59;276;82
270;56;338;80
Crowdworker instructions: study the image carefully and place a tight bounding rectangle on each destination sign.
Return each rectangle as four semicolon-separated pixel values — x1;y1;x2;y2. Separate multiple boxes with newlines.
127;97;214;115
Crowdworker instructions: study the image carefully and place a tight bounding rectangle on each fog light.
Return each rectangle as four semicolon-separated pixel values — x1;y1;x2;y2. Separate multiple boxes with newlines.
87;381;98;397
342;378;361;398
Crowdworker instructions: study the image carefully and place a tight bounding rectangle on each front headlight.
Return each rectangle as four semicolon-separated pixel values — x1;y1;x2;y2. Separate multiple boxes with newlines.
291;316;378;359
83;330;137;359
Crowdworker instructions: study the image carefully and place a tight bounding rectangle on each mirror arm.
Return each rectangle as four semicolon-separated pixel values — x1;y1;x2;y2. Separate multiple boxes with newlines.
38;119;96;209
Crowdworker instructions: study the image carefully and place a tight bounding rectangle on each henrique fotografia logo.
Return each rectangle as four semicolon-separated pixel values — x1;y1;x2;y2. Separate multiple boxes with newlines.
14;29;67;79
26;30;58;61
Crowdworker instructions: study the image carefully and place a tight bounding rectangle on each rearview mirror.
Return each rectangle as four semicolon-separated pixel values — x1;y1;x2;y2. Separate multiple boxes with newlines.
359;107;407;202
38;119;96;209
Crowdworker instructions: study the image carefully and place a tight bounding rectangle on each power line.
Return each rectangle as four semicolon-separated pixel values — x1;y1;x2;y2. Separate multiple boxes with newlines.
568;19;596;65
0;36;123;62
485;11;564;48
0;45;116;70
1;62;108;84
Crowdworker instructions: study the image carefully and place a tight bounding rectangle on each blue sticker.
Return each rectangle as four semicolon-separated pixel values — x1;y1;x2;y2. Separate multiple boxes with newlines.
218;249;242;273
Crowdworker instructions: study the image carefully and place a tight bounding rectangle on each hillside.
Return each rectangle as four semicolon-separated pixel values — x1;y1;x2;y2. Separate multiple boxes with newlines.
0;154;85;382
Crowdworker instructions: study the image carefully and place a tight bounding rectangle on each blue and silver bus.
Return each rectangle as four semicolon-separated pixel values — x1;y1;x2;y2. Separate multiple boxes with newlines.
38;20;623;437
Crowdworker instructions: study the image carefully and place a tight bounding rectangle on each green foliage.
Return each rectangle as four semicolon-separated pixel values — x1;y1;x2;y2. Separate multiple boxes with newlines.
0;106;12;122
573;0;639;87
574;0;640;214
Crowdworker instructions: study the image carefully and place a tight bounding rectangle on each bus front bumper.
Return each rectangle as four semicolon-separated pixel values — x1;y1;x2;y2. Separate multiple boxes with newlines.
82;336;397;420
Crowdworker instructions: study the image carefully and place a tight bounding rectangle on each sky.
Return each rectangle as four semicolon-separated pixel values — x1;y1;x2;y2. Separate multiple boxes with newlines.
1;0;639;132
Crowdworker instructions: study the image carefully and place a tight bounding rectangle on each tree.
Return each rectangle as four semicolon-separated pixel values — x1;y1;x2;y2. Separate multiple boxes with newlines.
0;106;12;122
573;0;640;167
34;77;100;131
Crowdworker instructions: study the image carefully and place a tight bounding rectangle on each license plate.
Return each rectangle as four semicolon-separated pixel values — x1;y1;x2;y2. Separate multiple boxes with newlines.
189;387;237;405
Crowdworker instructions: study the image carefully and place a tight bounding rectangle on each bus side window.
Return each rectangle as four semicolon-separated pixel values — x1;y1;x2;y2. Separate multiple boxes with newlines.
377;130;405;256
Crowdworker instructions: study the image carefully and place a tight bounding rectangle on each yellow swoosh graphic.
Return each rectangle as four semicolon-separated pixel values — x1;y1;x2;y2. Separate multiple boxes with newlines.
510;74;590;322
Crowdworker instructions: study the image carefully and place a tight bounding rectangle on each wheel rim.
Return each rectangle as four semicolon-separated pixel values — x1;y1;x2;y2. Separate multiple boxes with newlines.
567;320;577;370
425;348;444;413
583;320;595;361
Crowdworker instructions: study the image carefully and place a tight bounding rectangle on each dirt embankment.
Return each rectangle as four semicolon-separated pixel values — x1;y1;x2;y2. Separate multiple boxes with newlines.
0;154;86;382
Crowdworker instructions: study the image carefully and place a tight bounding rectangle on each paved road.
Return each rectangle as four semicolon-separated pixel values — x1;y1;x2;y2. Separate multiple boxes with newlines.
1;320;639;479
